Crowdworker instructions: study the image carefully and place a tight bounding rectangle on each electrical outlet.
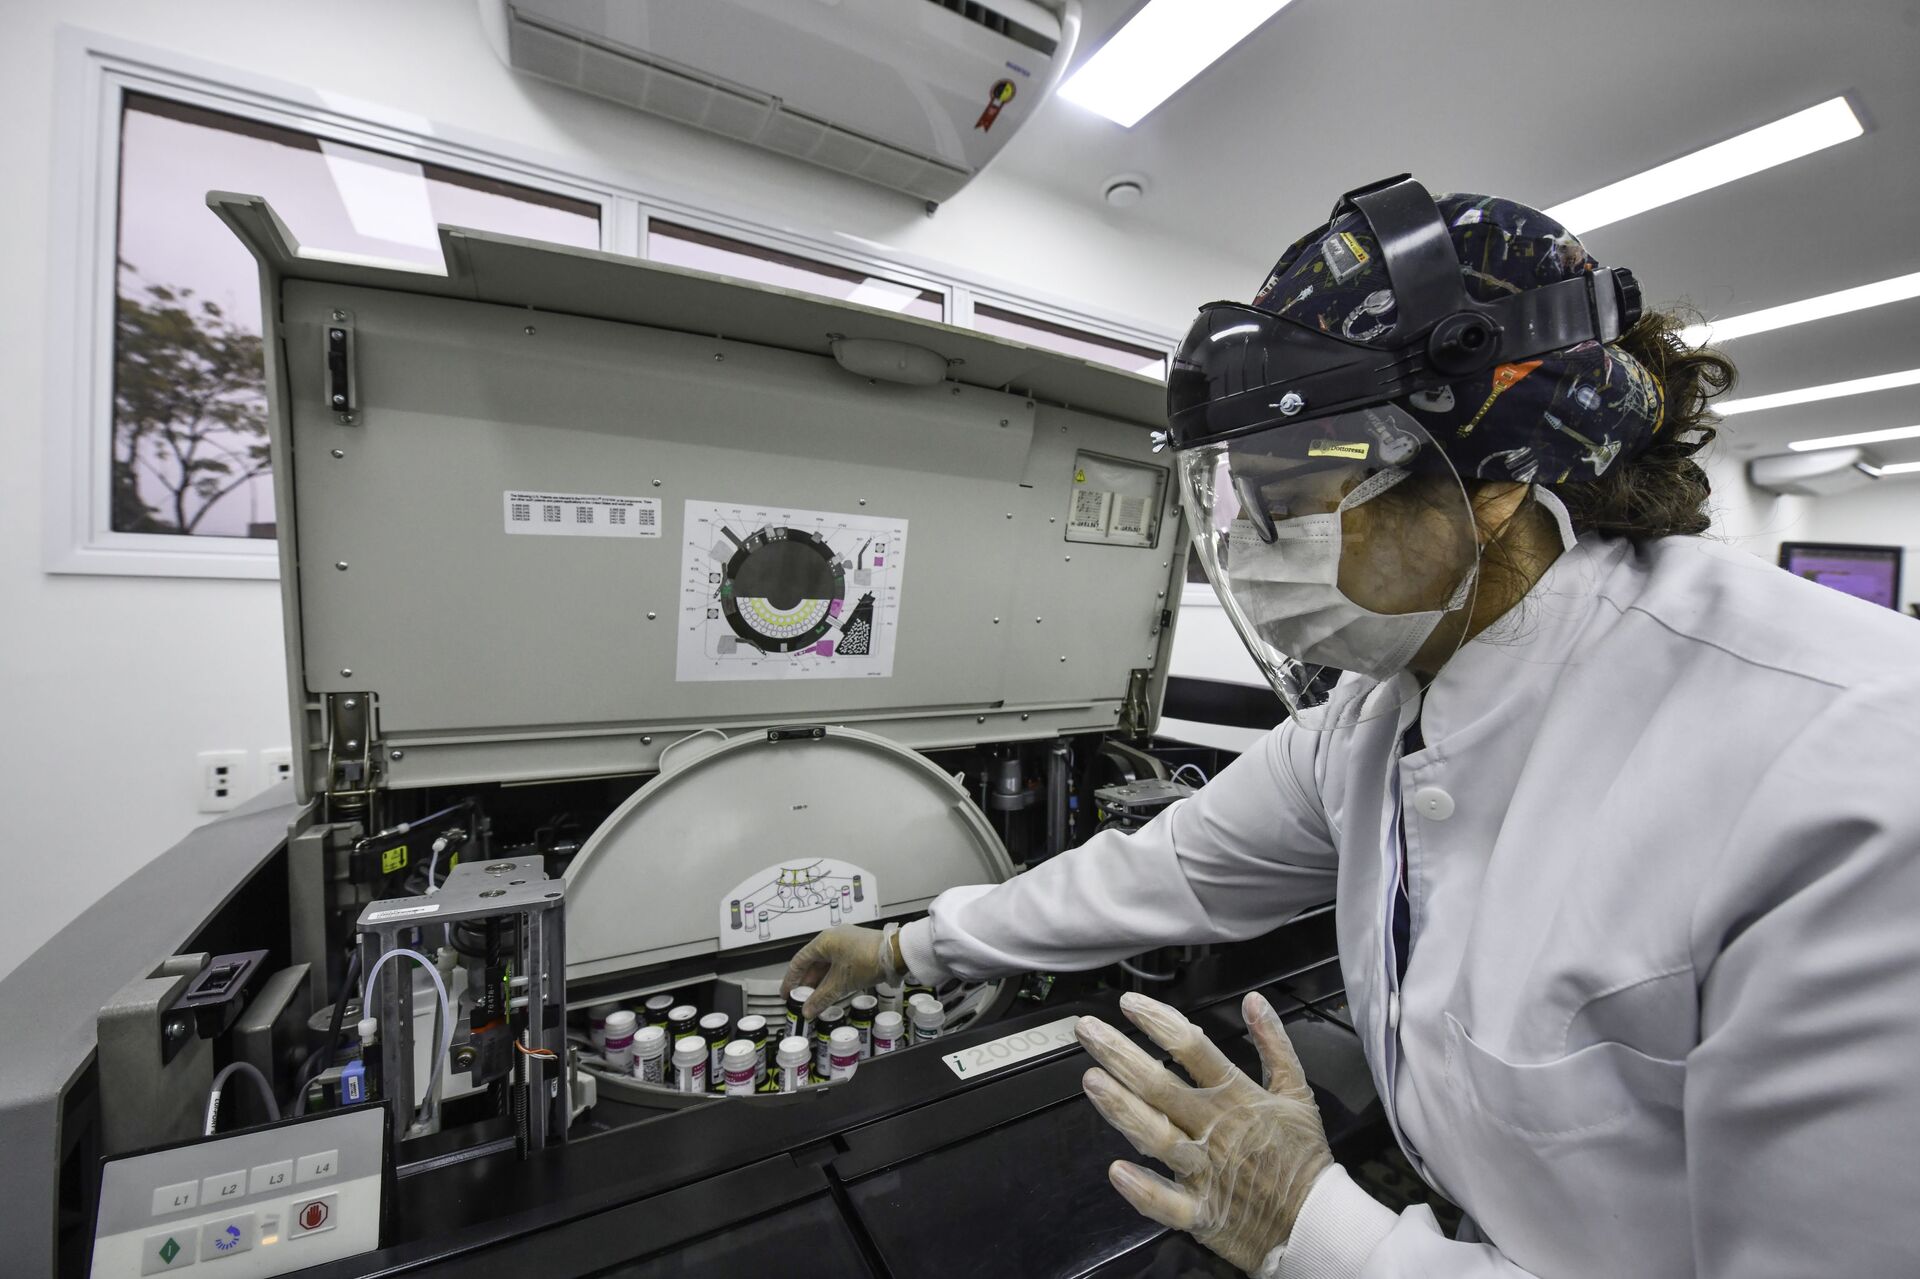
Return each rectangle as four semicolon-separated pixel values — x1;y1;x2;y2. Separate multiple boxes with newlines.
197;750;251;814
260;746;294;790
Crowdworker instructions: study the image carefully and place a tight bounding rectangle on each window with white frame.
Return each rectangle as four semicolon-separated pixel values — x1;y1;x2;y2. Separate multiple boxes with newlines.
52;38;1177;579
108;93;601;540
971;302;1168;379
646;220;945;321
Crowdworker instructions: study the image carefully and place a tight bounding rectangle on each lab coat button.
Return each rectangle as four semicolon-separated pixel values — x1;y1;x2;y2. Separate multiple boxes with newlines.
1413;786;1454;821
1388;992;1402;1031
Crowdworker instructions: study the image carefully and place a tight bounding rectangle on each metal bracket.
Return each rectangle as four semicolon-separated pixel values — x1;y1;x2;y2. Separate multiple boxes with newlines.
324;309;359;424
324;691;377;819
1118;668;1152;739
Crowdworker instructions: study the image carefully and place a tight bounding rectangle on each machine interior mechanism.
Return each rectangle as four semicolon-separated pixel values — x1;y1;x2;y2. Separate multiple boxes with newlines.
0;195;1452;1278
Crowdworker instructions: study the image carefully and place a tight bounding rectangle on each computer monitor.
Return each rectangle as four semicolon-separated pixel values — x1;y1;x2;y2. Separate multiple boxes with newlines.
1778;541;1904;609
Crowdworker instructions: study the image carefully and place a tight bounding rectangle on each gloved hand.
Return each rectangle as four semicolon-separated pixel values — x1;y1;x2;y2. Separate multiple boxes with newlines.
781;923;905;1018
1076;991;1334;1277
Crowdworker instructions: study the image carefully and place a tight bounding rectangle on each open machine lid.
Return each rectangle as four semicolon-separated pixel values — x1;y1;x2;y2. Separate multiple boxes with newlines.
564;725;1014;980
212;194;1186;805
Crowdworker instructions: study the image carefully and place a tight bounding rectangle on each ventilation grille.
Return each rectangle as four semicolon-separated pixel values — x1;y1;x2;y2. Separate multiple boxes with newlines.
509;13;973;204
921;0;1059;55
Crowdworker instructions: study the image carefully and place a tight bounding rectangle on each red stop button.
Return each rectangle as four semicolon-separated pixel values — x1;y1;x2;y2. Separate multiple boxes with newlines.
291;1196;334;1236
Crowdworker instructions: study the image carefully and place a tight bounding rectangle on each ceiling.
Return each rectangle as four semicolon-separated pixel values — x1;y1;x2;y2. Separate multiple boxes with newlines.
992;0;1920;468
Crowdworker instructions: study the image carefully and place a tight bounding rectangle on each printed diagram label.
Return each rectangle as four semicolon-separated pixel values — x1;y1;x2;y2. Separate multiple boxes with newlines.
719;860;877;951
504;490;662;539
677;499;908;682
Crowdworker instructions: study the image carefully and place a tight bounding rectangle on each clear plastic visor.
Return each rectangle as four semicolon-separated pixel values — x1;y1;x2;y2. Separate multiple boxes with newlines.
1177;406;1481;725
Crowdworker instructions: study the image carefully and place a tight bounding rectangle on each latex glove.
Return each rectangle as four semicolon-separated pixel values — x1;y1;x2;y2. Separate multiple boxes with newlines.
1076;991;1334;1277
781;923;904;1018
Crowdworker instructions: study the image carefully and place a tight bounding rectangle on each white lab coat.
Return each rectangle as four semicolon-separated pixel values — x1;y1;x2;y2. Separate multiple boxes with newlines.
898;533;1920;1277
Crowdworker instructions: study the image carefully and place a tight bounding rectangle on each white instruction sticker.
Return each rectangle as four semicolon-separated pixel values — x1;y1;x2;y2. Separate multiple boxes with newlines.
941;1016;1081;1081
504;490;662;538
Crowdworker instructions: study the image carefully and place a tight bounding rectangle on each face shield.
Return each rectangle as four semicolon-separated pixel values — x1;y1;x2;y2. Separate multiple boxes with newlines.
1177;405;1480;723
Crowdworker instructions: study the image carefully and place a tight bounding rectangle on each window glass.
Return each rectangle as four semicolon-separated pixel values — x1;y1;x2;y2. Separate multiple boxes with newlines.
111;93;600;538
972;303;1167;379
647;221;944;321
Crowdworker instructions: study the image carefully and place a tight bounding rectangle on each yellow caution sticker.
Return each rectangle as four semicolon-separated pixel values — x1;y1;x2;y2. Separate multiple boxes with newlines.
381;844;409;874
1074;468;1087;483
1307;440;1370;460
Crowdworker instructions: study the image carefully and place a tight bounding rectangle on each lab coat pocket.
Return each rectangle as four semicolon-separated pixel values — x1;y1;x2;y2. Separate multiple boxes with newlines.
1442;1012;1684;1139
1436;1015;1692;1276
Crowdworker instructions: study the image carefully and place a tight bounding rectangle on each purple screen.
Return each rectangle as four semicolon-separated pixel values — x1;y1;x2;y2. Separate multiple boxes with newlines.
1782;548;1901;608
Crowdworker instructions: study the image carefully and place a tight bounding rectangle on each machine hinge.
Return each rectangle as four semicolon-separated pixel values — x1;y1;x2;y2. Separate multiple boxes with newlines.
324;309;359;424
1118;668;1152;739
324;691;380;819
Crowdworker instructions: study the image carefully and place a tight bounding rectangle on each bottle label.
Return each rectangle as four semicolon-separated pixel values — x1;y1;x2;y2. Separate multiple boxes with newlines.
725;1066;757;1096
778;1062;808;1093
676;1061;707;1093
635;1054;665;1084
871;1035;899;1056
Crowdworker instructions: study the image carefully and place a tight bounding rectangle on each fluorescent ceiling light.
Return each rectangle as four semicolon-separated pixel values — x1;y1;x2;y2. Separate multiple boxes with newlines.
1546;96;1862;235
1877;461;1920;475
1716;367;1920;416
1058;0;1297;128
1683;270;1920;346
1787;424;1920;452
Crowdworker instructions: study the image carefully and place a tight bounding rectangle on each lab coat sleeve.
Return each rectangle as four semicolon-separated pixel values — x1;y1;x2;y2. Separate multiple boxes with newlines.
900;720;1340;982
1678;675;1920;1278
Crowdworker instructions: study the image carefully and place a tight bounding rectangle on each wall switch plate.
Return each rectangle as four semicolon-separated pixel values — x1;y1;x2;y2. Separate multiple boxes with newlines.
197;750;250;813
260;747;294;790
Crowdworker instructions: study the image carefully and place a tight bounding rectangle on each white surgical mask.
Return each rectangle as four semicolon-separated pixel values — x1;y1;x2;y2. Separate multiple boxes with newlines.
1224;468;1477;680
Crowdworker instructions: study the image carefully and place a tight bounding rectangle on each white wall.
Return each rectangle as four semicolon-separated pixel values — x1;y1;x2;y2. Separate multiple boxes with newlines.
1700;445;1812;563
0;0;1260;979
1793;476;1920;614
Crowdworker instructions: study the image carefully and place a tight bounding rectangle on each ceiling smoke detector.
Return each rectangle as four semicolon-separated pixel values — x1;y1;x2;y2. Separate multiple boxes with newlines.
1103;174;1148;208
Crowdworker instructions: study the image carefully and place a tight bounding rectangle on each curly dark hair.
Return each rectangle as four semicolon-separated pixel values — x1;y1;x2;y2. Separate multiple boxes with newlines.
1542;308;1738;539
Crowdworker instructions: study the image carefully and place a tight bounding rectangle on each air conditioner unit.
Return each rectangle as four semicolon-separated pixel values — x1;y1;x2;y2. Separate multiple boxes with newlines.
486;0;1081;206
1748;448;1882;496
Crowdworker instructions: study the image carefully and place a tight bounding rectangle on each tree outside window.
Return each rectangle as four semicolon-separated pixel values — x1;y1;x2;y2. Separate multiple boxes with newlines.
109;94;600;538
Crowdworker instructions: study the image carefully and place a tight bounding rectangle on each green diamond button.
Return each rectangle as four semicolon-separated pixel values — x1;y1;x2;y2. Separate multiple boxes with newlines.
157;1237;181;1264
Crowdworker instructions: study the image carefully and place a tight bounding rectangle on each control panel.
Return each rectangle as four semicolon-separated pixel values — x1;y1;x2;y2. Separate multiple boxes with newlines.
91;1105;385;1277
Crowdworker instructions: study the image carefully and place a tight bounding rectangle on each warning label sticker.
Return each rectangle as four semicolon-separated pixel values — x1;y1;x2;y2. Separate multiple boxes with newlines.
504;491;662;539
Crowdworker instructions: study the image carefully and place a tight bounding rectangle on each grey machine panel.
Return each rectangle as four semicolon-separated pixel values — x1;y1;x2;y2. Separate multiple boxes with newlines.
208;193;1186;801
565;726;1015;981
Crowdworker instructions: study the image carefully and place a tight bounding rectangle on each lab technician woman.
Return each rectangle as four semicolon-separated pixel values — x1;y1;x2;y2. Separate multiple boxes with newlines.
783;178;1920;1277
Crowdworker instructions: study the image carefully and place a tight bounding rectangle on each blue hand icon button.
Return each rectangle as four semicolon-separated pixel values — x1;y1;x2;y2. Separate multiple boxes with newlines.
199;1213;255;1260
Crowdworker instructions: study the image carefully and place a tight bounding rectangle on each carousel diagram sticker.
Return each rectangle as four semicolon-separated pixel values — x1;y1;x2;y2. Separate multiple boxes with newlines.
676;499;908;682
720;860;877;950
